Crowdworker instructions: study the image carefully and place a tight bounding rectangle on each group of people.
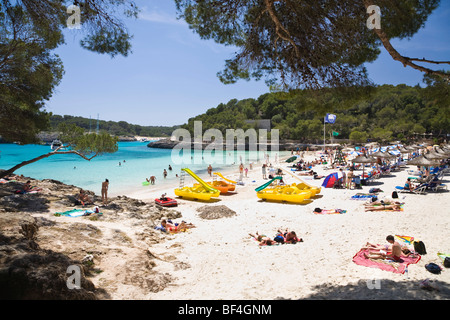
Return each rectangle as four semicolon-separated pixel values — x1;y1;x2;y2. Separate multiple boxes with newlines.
362;235;416;262
160;219;196;232
336;168;355;189
15;180;42;194
249;229;303;246
146;165;173;185
364;198;403;211
77;178;109;206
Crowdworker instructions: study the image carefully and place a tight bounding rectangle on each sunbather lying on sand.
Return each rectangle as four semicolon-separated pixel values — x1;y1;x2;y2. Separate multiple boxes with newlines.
16;180;42;194
161;219;195;232
277;229;303;244
249;230;303;246
363;235;415;261
361;242;391;252
364;203;402;211
78;189;93;205
249;232;276;246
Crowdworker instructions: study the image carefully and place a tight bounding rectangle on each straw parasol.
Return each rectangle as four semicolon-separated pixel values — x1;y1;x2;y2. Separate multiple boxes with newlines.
352;155;376;179
425;151;448;159
397;146;410;154
369;151;387;158
407;155;440;167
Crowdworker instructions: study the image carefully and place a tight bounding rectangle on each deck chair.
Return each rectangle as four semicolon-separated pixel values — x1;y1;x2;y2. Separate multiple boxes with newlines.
427;181;447;192
395;183;427;195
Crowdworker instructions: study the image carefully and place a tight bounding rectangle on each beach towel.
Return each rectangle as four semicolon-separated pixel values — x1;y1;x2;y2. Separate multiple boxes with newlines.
437;252;450;265
54;209;100;217
351;193;378;200
314;209;346;214
395;235;414;245
352;248;421;274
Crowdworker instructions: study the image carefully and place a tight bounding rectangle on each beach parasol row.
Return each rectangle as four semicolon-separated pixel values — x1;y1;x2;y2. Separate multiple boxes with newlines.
407;155;441;167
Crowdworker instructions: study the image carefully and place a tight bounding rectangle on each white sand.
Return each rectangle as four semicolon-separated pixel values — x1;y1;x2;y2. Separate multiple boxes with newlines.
121;152;450;299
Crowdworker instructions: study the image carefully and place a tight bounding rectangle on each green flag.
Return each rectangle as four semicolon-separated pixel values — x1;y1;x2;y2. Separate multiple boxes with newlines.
332;131;339;136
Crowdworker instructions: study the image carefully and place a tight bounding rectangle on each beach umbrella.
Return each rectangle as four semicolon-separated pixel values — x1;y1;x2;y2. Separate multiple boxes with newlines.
352;155;376;179
407;156;440;167
321;172;343;188
425;151;448;159
397;147;410;154
369;151;386;158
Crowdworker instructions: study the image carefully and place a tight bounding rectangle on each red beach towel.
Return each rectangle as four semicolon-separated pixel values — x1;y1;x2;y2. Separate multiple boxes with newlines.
352;249;421;274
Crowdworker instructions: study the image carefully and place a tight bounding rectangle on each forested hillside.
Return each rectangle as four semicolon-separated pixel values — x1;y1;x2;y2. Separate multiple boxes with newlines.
49;115;179;137
181;78;449;143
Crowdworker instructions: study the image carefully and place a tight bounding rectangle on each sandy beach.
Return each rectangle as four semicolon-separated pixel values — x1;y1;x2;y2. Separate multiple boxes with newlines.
118;151;450;300
1;151;449;300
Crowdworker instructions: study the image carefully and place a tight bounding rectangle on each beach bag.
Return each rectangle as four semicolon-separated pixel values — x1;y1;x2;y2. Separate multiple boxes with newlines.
444;257;450;268
392;191;398;199
413;241;427;255
425;263;441;274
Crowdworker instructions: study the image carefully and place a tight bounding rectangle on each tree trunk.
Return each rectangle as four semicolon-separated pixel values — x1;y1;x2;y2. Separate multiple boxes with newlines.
0;150;98;179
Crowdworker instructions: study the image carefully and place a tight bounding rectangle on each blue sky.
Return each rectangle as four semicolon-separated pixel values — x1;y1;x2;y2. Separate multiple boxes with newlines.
45;0;450;127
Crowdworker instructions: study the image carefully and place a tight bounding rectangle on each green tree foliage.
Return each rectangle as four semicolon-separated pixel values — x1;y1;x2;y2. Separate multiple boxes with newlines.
181;82;448;143
48;115;179;138
0;124;119;179
0;4;64;143
175;0;445;89
0;1;138;144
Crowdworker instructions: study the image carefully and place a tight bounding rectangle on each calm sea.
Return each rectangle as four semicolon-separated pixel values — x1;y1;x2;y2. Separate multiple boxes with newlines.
0;141;285;196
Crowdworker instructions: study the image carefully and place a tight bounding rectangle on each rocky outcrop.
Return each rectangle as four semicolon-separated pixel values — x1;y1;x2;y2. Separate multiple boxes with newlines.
197;205;236;220
0;212;100;299
0;177;184;299
147;138;180;149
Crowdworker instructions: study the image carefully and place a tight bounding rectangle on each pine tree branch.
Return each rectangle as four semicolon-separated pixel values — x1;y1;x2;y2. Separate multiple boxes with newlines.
363;0;450;82
0;150;99;179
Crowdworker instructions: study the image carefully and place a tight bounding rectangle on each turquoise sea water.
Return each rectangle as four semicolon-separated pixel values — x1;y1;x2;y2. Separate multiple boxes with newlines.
0;141;285;196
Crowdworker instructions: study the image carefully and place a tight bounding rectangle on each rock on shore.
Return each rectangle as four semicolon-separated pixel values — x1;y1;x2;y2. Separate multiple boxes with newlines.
0;177;184;299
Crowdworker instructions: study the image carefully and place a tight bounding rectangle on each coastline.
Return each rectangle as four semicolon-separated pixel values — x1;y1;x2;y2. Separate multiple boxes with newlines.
118;151;292;200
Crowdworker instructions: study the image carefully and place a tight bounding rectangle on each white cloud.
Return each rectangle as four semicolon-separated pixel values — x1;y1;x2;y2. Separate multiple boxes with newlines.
138;10;186;26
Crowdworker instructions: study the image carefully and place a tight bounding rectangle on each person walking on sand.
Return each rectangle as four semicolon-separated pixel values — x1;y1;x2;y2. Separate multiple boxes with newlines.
101;179;109;205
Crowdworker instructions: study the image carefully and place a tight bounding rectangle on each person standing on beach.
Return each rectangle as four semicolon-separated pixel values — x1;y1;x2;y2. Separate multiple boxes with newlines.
262;164;267;179
346;169;354;189
207;164;213;177
340;168;346;188
101;179;109;205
